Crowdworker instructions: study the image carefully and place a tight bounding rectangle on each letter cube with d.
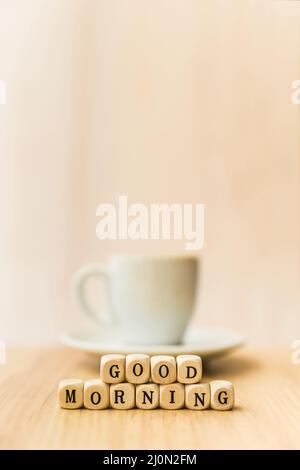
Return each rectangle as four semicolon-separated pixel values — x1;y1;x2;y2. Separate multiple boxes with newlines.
176;354;202;384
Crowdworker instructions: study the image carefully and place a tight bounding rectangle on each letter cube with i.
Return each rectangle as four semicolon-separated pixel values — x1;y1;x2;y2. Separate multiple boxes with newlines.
100;354;125;384
159;383;185;410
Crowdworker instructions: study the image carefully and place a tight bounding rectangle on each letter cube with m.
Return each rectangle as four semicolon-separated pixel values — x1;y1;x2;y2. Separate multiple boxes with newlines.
58;379;83;409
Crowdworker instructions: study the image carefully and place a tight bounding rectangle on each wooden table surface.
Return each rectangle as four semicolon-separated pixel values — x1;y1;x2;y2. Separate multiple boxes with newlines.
0;347;299;450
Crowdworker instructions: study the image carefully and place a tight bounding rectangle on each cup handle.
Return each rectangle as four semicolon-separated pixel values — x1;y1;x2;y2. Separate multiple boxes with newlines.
72;263;111;325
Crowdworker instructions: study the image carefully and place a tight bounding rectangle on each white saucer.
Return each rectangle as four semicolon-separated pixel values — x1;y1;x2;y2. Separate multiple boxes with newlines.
61;325;245;360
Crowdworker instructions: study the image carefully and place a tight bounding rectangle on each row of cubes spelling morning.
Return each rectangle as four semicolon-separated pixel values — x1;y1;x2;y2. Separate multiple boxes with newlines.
58;354;235;410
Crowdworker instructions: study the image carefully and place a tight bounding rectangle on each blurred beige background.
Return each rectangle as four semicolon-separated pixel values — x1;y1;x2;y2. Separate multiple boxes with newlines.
0;0;299;345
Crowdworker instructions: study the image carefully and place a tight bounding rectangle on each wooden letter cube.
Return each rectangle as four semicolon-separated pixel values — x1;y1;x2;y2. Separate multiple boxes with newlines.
185;383;210;410
159;383;185;410
110;383;135;410
136;383;159;410
100;354;125;384
151;355;176;384
84;379;110;410
176;354;202;384
58;379;83;409
210;380;235;411
126;354;150;384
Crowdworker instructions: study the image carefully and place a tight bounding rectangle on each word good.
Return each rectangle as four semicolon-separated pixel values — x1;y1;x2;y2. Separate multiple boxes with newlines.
57;354;235;411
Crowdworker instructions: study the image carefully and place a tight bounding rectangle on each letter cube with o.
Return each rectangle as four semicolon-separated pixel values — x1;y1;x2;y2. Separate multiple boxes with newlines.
100;354;125;384
126;354;150;384
84;379;110;410
151;355;176;384
176;354;202;384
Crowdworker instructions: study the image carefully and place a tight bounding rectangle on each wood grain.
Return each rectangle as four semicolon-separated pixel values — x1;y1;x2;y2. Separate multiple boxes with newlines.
0;347;300;449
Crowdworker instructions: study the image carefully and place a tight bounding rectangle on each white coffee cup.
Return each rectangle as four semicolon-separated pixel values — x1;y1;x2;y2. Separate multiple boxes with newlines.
73;255;198;345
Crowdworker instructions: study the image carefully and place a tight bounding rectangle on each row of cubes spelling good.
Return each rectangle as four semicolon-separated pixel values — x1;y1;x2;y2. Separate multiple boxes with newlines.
58;379;234;410
100;354;203;384
58;354;235;410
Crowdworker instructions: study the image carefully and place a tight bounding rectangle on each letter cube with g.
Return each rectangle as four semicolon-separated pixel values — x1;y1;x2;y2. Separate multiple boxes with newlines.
100;354;125;384
210;380;234;410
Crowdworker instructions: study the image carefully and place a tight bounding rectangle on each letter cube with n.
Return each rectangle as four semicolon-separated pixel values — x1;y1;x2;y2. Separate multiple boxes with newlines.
176;355;202;384
185;383;210;410
136;384;159;409
100;354;125;384
58;379;83;409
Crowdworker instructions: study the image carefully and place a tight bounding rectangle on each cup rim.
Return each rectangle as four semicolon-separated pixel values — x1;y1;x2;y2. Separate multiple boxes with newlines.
109;253;199;263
